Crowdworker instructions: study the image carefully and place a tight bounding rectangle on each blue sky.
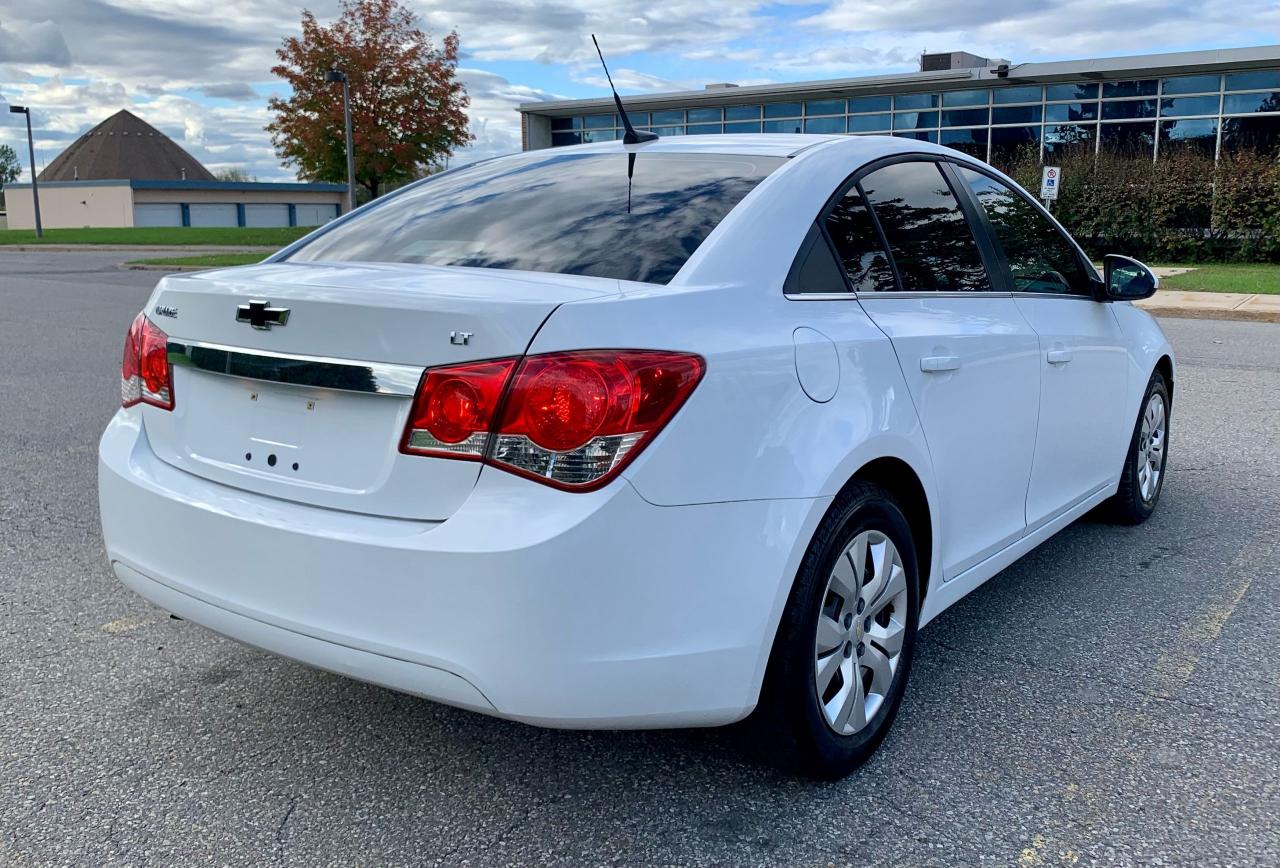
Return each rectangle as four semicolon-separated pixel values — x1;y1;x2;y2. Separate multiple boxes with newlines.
2;1;1278;181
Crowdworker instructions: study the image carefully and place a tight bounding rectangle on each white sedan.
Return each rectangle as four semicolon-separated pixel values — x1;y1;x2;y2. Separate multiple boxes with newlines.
99;134;1173;779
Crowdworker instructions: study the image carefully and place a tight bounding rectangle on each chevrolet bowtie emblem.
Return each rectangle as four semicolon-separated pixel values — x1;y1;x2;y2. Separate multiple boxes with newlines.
236;299;290;330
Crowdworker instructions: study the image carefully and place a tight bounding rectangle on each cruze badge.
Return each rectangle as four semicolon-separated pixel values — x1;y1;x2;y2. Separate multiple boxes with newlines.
153;304;179;319
236;299;291;330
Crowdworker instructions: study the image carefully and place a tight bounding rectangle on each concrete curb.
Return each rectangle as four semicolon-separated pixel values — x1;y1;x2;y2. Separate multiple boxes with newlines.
1;244;278;254
122;263;228;272
1136;290;1280;324
1136;304;1280;324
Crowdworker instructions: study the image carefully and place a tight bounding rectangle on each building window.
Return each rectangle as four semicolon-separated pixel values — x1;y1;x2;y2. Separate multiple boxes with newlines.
992;105;1042;125
943;89;990;107
1103;80;1158;98
724;120;762;133
892;110;938;130
551;131;581;147
1223;91;1280;114
1162;74;1221;95
725;104;762;120
993;85;1042;104
1043;124;1095;160
763;119;803;133
942;108;988;127
804;116;846;134
940;127;988;159
893;130;939;143
651;110;685;125
1160;95;1221;117
847;113;891;133
1225;70;1280;91
1102;99;1158;120
894;93;939;111
687;123;723;135
1046;82;1099;102
651;125;686;136
1221;115;1280;155
1045;101;1099;122
583;114;615;129
550;117;576;131
1159;118;1218;158
989;126;1041;170
805;98;846;116
849;95;892;113
1100;122;1157;156
763;102;802;118
687;107;722;124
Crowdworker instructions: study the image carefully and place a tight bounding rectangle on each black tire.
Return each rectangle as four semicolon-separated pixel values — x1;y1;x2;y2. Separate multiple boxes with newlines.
1106;369;1171;525
752;481;920;780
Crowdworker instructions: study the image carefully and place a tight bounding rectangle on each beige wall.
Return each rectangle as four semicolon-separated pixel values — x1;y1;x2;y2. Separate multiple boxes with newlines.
6;184;134;230
5;184;342;230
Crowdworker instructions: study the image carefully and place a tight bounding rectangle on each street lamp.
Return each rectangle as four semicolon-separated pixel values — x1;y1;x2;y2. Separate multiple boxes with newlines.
324;66;356;214
9;105;42;237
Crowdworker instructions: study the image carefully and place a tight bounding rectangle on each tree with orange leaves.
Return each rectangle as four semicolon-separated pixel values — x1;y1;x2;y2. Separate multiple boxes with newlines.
267;0;471;202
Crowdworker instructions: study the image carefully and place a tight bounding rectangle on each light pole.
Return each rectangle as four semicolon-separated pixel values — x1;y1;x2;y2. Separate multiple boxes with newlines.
324;66;356;213
9;105;42;237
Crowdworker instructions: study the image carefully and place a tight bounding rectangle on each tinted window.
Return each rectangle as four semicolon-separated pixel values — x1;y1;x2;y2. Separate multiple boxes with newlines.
287;153;783;285
958;167;1092;295
823;188;896;293
858;161;989;292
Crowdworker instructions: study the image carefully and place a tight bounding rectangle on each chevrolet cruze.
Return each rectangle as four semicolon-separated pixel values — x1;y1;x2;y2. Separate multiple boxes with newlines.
99;134;1173;778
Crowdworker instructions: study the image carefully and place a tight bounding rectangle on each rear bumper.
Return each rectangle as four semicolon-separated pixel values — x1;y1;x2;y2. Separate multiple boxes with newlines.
99;410;825;728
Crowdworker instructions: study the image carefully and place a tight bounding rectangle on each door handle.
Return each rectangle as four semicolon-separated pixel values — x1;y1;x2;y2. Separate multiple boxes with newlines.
920;355;961;373
1046;348;1073;365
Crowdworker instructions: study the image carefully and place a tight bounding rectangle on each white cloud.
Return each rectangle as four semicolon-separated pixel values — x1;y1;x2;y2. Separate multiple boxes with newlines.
0;1;1276;182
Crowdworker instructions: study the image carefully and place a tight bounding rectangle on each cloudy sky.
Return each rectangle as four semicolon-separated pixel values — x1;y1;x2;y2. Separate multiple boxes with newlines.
2;1;1278;181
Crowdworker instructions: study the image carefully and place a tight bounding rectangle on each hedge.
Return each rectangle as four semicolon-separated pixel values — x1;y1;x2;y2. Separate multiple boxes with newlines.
1001;145;1280;262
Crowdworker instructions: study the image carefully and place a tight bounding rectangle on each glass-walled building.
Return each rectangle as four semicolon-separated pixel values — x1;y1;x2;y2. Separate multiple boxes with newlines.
518;46;1280;169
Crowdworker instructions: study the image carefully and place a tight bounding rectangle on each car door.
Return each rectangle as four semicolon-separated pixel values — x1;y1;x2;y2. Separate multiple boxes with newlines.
953;165;1131;528
822;157;1041;580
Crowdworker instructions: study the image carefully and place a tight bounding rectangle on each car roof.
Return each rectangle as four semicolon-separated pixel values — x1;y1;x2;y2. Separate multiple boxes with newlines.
543;133;963;162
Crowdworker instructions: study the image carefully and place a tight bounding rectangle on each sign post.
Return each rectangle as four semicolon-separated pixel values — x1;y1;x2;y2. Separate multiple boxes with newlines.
1040;165;1061;211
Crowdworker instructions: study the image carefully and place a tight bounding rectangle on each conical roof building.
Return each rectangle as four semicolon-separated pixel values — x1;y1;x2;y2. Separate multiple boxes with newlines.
38;109;215;182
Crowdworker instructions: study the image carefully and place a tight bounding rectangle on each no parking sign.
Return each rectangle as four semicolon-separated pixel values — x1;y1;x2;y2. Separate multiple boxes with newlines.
1040;166;1061;201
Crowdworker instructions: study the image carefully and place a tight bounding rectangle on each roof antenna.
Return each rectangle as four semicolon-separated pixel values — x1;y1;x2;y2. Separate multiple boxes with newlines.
592;34;657;145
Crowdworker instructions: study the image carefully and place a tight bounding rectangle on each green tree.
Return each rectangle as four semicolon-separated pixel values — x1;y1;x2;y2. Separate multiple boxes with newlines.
214;166;256;182
0;143;20;185
266;0;471;201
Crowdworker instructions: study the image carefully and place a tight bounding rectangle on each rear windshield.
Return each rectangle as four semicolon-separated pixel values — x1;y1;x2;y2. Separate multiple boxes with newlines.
286;152;784;284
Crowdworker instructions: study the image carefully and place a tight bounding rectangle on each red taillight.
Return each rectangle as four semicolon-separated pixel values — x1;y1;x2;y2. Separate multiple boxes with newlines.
121;313;174;410
400;350;704;490
400;358;518;459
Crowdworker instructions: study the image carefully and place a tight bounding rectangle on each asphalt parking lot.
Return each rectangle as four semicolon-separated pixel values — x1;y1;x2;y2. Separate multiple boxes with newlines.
2;249;1277;866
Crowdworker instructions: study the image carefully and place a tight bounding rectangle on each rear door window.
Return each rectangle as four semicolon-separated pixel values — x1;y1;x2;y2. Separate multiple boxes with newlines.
286;152;784;285
857;161;990;292
823;187;896;292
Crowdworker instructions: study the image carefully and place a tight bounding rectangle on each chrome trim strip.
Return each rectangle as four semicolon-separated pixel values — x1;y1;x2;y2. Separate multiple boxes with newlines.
1011;292;1099;301
783;292;859;301
166;339;423;397
858;291;1012;299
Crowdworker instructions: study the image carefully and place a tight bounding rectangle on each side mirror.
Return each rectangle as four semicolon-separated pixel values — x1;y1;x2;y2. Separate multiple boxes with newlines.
1101;254;1159;301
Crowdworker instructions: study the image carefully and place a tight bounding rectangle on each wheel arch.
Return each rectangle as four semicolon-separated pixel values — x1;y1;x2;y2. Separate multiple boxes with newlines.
1155;353;1174;402
844;456;934;603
